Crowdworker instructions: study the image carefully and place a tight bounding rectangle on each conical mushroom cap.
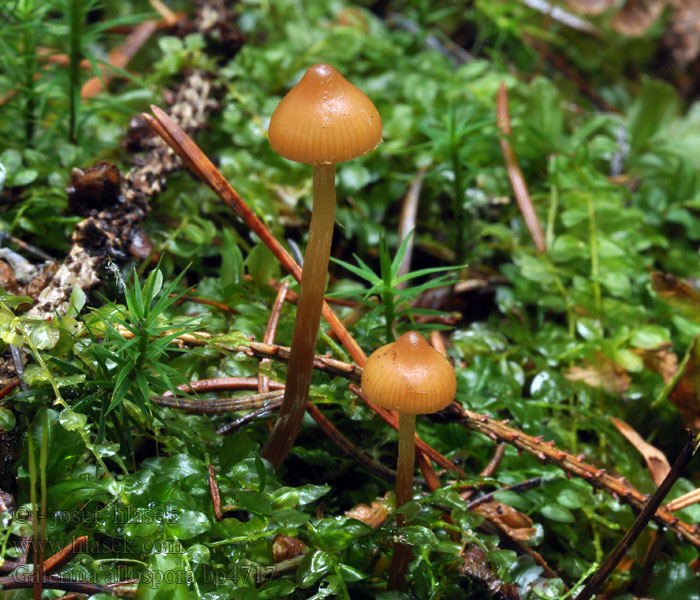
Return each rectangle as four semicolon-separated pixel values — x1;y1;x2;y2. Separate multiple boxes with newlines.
268;64;382;165
361;331;456;415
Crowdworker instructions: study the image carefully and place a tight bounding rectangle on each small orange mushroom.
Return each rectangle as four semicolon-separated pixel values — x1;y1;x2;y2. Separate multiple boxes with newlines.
361;331;456;589
261;64;382;469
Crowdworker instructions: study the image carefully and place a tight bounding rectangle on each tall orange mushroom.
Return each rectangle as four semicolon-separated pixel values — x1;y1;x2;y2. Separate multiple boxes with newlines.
362;331;456;589
261;64;382;469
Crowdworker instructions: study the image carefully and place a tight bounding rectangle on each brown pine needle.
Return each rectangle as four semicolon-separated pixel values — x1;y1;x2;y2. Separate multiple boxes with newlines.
143;106;367;365
497;82;547;253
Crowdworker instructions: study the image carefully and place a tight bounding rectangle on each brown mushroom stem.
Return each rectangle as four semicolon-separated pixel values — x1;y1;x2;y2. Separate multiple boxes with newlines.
389;412;416;589
261;163;336;469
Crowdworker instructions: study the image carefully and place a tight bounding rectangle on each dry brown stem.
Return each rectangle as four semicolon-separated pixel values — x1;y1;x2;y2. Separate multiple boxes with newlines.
447;403;700;549
497;82;547;253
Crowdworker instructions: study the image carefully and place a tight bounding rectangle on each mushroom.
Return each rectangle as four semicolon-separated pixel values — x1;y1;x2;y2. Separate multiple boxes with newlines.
361;331;456;589
261;64;382;469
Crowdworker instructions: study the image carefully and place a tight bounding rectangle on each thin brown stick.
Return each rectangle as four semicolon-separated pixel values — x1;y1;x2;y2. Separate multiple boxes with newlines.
416;451;440;491
216;400;282;435
257;276;362;308
259;280;289;394
208;464;223;521
635;527;665;598
306;403;396;483
0;575;111;595
429;330;447;356
153;389;284;413
81;20;159;98
466;477;542;511
41;536;88;575
663;486;700;512
446;403;700;549
0;379;18;401
145;106;366;366
527;37;618;113
482;442;507;478
462;443;508;501
115;324;210;346
575;434;697;600
149;0;180;25
141;113;206;179
396;169;426;285
497;82;546;253
164;377;284;396
238;342;363;382
349;384;465;478
168;293;237;313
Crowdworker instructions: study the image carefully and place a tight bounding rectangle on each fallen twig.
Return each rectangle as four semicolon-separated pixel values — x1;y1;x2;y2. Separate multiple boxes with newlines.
306;403;396;483
169;293;237;313
396;169;426;285
143;107;367;365
664;486;700;512
237;341;363;382
208;464;223;521
115;324;211;347
466;477;543;511
216;400;282;435
28;71;217;320
0;575;111;596
446;403;700;549
153;389;284;413
575;433;698;600
497;82;547;253
349;384;465;478
258;281;289;394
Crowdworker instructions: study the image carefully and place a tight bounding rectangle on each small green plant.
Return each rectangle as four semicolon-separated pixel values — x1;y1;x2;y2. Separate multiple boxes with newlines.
0;0;149;149
331;232;457;344
84;266;199;457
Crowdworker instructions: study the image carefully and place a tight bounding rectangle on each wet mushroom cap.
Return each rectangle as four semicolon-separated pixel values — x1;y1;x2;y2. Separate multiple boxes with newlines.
361;331;457;415
268;63;382;165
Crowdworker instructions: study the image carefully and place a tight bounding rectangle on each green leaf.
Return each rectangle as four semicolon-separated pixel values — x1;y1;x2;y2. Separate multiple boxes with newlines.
648;562;700;600
246;243;279;286
556;489;585;510
297;550;334;588
136;553;190;600
221;228;244;287
258;579;296;599
163;509;211;540
540;504;575;523
11;168;38;187
628;78;680;151
630;325;670;349
527;77;563;147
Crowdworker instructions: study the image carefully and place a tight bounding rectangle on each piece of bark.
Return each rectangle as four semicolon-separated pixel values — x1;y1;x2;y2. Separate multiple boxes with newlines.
612;0;666;37
27;70;217;319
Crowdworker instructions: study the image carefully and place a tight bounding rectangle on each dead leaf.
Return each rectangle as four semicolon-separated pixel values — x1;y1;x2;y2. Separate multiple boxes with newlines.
472;502;536;541
272;534;307;562
460;544;502;596
611;417;670;486
664;0;700;64
669;342;700;431
633;345;678;383
612;0;666;37
651;271;700;319
344;495;389;528
565;352;631;394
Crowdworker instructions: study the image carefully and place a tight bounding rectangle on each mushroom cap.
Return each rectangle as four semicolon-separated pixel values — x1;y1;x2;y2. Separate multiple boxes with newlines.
268;63;382;165
361;331;456;415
